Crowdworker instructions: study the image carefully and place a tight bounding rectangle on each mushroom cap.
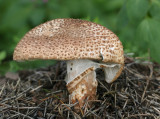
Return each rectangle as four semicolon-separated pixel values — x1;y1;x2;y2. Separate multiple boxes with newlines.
13;18;124;64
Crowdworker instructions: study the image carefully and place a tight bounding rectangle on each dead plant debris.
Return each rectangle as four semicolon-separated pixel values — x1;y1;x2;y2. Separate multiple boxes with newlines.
0;57;160;119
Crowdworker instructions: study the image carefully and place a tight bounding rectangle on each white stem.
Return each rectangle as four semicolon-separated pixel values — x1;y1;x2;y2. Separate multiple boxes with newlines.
65;59;99;84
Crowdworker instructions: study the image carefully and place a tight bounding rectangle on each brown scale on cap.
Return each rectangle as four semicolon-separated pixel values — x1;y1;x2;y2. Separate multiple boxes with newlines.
13;18;124;64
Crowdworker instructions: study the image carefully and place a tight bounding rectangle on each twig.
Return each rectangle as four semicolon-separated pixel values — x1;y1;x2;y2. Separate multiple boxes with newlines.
0;84;5;96
0;87;32;103
30;85;43;93
127;113;156;118
141;78;150;102
9;110;33;119
151;106;160;115
125;67;145;79
97;78;109;91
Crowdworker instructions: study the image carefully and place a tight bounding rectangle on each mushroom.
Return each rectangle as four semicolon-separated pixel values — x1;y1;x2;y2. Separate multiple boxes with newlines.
13;18;124;111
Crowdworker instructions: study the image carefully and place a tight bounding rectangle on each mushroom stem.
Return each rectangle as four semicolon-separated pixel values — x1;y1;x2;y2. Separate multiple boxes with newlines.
67;68;97;110
65;59;98;110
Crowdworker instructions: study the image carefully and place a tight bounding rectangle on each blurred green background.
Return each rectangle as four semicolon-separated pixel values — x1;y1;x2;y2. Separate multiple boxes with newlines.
0;0;160;74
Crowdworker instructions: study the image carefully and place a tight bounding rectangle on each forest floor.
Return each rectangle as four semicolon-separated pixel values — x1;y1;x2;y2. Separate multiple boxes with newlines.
0;56;160;119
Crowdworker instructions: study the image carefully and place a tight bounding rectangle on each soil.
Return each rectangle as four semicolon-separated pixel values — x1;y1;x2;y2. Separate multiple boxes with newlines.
0;57;160;119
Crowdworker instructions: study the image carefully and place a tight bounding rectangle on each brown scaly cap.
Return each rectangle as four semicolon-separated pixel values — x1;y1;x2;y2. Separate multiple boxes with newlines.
13;18;124;64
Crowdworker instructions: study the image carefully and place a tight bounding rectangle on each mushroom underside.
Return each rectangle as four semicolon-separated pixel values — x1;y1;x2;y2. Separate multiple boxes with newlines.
65;59;122;108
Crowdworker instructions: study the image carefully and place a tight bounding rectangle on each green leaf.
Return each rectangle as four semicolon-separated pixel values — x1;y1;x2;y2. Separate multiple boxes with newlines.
136;18;160;63
136;18;152;42
0;1;33;31
117;2;129;30
0;51;6;62
0;62;10;75
103;0;124;11
126;0;150;24
149;0;160;21
30;8;45;26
